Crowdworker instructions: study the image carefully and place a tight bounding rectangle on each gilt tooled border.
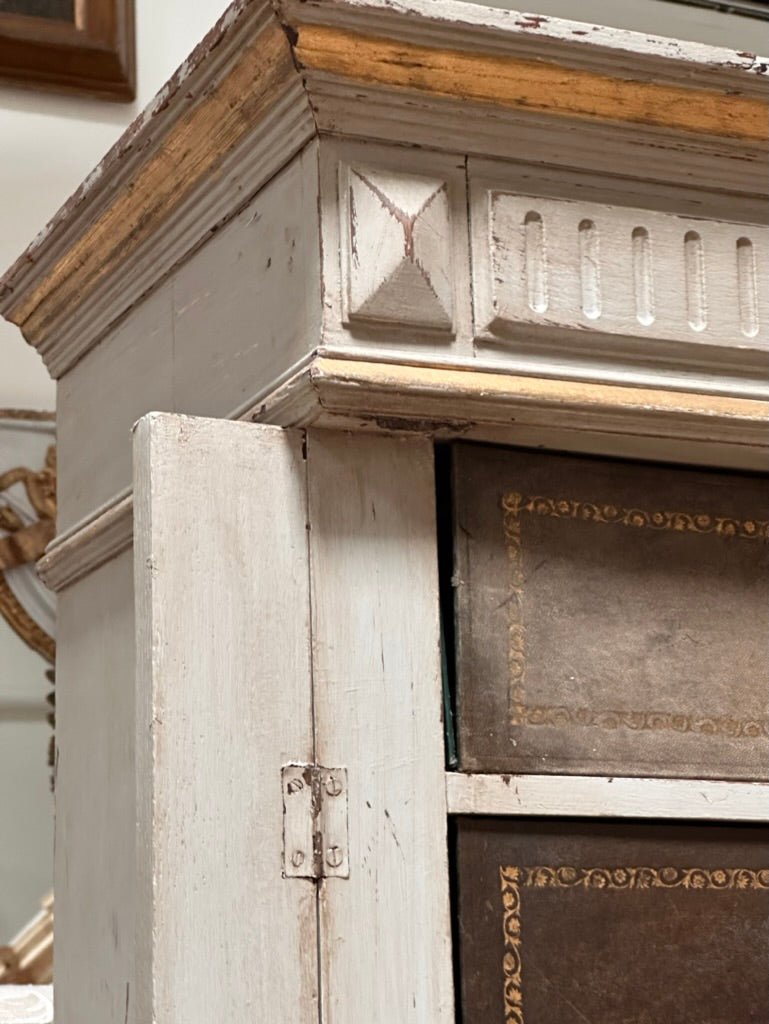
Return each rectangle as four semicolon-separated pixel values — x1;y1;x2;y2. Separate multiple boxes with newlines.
502;491;769;740
500;863;769;1023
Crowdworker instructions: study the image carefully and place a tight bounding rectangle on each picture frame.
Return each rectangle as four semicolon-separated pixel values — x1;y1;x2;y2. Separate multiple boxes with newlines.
0;0;135;101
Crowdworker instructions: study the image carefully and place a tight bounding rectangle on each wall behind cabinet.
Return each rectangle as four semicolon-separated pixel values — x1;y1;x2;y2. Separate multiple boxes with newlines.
0;0;232;409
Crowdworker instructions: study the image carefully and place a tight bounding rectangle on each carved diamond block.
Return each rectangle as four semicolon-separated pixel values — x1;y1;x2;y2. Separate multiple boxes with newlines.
343;167;454;332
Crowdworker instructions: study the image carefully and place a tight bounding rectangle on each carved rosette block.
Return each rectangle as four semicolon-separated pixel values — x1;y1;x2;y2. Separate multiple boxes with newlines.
342;166;454;332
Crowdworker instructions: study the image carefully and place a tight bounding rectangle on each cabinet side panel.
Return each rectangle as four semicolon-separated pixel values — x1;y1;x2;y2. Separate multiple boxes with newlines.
57;143;322;533
307;431;454;1023
54;548;136;1024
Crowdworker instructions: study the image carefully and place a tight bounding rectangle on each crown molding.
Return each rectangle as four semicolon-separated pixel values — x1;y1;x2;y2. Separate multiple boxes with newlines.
1;0;766;380
0;0;315;379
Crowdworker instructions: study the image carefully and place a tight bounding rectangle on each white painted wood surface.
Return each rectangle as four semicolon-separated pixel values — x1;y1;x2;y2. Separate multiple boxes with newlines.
446;773;769;823
54;549;136;1024
55;145;321;532
0;987;53;1024
256;354;769;472
472;187;768;382
37;489;133;593
132;414;317;1024
306;431;454;1023
321;140;473;357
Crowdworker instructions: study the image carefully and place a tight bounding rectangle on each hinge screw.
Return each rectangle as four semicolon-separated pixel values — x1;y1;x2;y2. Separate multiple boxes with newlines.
326;846;344;869
325;775;343;797
291;850;305;868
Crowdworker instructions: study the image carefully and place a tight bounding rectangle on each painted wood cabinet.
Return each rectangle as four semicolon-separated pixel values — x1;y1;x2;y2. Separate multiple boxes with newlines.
1;1;767;1021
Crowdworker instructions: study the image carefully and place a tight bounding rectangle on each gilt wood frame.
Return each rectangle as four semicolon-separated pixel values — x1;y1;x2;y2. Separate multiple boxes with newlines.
0;0;135;100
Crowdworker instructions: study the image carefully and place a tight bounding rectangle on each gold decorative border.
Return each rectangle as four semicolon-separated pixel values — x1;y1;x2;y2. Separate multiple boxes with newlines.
505;493;769;542
0;573;54;663
500;862;769;1022
502;490;769;738
0;410;55;422
500;867;523;1024
0;425;56;663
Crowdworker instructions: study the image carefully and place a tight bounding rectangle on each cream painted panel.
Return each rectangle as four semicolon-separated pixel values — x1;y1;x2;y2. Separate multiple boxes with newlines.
54;548;135;1024
57;146;322;531
172;141;321;417
56;284;174;532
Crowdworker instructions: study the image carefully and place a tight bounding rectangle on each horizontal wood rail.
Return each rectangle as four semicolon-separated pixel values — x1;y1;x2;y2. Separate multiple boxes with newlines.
446;772;769;822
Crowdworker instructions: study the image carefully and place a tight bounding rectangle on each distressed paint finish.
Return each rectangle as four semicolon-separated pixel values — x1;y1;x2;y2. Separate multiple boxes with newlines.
343;166;454;331
6;12;304;357
322;141;472;357
2;0;765;379
53;145;321;532
0;4;766;1018
132;415;318;1024
293;23;768;140
306;431;454;1023
446;773;769;823
253;354;769;472
473;189;769;372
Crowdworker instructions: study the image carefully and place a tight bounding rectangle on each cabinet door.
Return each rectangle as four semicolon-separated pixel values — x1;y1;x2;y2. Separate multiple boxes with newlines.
132;414;318;1024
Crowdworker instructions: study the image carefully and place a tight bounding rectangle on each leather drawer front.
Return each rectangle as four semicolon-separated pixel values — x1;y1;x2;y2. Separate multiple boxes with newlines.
455;818;769;1024
452;444;769;779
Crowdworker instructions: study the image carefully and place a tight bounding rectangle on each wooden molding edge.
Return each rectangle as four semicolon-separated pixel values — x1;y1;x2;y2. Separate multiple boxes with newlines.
293;22;767;142
38;490;133;592
37;353;769;572
250;354;769;469
284;0;769;93
445;773;769;822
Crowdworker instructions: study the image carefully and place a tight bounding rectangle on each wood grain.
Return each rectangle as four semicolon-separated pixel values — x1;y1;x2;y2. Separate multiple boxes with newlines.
0;0;135;101
133;414;317;1024
294;23;768;141
306;431;454;1023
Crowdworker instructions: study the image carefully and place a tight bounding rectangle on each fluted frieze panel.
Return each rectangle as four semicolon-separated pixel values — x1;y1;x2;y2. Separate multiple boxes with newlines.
473;189;768;376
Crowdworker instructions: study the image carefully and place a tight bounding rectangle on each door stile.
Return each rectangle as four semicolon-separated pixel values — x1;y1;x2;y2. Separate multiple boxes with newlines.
305;430;455;1023
132;414;319;1024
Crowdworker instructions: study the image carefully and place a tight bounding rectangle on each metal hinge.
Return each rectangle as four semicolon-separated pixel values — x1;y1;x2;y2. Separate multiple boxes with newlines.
282;764;349;880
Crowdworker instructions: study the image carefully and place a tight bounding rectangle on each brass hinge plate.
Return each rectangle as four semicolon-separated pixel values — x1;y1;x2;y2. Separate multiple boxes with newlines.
282;764;349;880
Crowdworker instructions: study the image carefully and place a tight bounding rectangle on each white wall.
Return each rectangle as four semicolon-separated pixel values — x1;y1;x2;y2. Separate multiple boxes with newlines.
0;0;232;411
0;0;231;941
